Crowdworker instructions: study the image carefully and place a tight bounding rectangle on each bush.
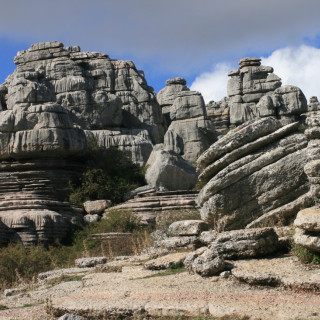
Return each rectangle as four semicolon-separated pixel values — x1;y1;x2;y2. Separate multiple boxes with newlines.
69;140;146;204
292;243;320;265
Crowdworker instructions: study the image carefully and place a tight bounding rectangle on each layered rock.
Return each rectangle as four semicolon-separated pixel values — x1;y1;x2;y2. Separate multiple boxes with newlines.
228;57;307;126
3;41;165;165
206;97;229;136
163;91;216;163
0;41;167;245
197;117;311;231
157;77;189;126
293;110;320;252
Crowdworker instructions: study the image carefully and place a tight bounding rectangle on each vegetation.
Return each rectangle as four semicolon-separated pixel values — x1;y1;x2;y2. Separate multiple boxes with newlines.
69;138;147;204
0;210;152;292
292;243;320;265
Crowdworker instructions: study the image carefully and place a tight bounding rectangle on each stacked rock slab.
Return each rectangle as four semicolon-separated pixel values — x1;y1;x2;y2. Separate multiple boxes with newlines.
0;102;86;246
196;117;312;231
3;41;165;165
228;57;307;126
206;97;230;136
293;110;320;252
157;78;189;126
163;91;216;163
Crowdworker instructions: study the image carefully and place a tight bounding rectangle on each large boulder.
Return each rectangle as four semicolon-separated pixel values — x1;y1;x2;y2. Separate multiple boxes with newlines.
145;147;198;191
197;117;311;231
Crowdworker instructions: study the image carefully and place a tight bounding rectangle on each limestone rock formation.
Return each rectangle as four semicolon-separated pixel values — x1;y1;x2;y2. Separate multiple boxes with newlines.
0;41;166;246
145;146;198;191
206;97;229;136
168;220;209;236
157;77;189;126
227;57;307;126
163;91;216;163
197;117;311;231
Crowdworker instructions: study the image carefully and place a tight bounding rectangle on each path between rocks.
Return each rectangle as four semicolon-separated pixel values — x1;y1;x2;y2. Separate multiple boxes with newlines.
0;254;320;320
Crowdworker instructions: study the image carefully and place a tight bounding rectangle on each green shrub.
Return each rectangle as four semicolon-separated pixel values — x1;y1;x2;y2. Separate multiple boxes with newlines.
292;243;320;264
69;141;146;204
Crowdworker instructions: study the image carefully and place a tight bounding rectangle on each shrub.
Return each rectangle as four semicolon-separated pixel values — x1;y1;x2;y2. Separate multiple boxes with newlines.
292;243;320;265
69;140;146;204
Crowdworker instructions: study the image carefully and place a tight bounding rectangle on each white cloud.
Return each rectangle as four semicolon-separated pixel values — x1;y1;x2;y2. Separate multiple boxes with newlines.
191;45;320;104
190;63;232;103
261;45;320;101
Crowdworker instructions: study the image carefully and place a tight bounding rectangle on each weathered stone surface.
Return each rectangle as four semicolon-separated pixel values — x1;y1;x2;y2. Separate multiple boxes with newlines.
58;313;87;320
206;97;229;135
107;189;200;226
294;207;320;232
83;200;112;215
144;252;187;270
184;247;225;277
209;228;279;259
168;220;208;236
294;227;320;252
197;117;309;230
83;214;100;224
75;257;107;268
199;230;218;245
155;236;200;250
145;147;198;191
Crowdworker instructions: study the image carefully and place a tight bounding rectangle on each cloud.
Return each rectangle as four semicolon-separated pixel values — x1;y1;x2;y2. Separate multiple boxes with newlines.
190;63;232;103
191;45;320;103
261;45;320;101
0;0;320;76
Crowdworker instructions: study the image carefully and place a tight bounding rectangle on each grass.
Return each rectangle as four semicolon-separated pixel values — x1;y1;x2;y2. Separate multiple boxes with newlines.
46;275;85;287
0;209;152;293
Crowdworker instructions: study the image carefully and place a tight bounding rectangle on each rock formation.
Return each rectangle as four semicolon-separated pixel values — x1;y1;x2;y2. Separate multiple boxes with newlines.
293;109;320;252
227;57;307;126
0;41;167;246
205;97;229;136
196;117;312;231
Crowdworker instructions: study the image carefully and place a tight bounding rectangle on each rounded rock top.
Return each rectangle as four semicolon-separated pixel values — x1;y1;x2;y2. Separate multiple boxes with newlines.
166;77;187;86
239;57;261;67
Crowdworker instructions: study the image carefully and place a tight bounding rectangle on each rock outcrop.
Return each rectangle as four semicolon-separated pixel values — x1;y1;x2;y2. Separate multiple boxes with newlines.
227;57;307;126
206;97;229;136
0;41;167;245
197;117;311;231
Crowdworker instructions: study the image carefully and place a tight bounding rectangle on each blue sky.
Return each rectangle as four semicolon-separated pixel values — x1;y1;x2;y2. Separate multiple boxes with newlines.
1;0;320;102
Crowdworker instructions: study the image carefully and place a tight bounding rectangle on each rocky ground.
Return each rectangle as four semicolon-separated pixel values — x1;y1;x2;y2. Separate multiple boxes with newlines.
0;252;319;320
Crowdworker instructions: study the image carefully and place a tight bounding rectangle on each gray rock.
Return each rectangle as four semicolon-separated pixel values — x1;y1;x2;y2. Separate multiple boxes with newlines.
294;227;320;252
145;148;198;191
184;247;225;277
209;228;279;259
197;117;309;230
75;257;107;268
199;230;218;245
83;214;100;224
168;220;209;236
83;200;112;215
58;313;87;320
155;236;200;250
170;91;206;121
294;207;320;232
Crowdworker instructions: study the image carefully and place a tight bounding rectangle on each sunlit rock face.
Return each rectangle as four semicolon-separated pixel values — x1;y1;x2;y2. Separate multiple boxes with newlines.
0;41;167;246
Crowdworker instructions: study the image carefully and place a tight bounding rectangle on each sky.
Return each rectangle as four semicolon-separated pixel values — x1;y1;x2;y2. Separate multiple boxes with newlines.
1;0;320;103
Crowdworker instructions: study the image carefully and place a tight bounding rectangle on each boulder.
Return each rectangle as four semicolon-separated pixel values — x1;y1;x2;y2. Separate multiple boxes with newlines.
168;220;209;236
145;147;198;191
294;208;320;232
83;200;112;215
294;228;320;252
184;247;225;277
75;257;107;268
209;228;279;259
83;214;100;224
